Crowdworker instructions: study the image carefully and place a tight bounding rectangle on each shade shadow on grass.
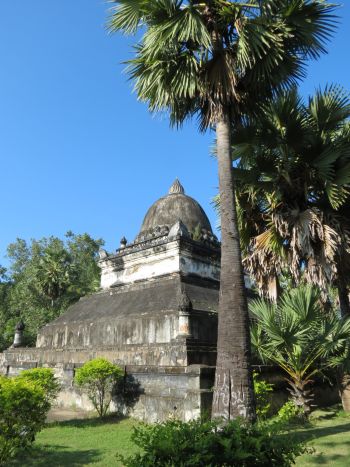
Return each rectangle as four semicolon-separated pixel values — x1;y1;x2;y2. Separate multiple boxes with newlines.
8;445;101;467
296;422;350;443
310;406;340;421
307;453;344;465
291;416;350;466
46;413;128;429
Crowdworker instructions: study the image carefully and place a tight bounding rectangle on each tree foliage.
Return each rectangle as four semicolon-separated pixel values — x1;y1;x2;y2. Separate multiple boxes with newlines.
253;371;273;419
0;232;104;350
227;86;350;303
0;376;50;465
118;417;307;467
109;0;337;130
17;368;60;405
250;285;350;415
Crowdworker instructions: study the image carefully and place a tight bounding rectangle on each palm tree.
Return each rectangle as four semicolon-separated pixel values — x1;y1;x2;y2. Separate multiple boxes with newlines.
36;246;74;308
231;86;350;311
251;286;350;416
109;0;337;421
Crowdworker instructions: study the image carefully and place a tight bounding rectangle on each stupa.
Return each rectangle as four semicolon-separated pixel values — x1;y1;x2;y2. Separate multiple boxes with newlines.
0;180;220;421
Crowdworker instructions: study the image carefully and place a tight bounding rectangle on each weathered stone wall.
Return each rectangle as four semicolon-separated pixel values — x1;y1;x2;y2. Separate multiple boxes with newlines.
35;275;219;363
37;314;179;350
0;349;215;422
0;352;339;420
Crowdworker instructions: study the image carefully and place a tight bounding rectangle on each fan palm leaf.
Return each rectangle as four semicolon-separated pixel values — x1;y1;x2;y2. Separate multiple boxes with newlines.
230;86;350;305
250;285;350;415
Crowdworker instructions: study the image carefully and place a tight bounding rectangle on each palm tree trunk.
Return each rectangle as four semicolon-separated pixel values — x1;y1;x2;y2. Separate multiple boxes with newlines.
335;369;350;412
336;262;350;411
337;280;350;318
212;113;256;422
336;258;350;317
287;377;313;417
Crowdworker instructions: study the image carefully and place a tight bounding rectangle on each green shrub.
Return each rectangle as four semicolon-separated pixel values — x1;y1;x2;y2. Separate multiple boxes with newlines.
277;400;304;424
17;368;60;405
0;376;50;465
253;371;273;419
118;418;307;467
74;358;123;417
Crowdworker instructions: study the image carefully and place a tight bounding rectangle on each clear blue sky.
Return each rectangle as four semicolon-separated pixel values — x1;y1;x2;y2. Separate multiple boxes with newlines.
1;1;350;268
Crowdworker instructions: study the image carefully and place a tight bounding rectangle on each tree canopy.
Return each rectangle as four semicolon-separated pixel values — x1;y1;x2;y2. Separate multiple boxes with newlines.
0;232;103;350
228;86;350;305
109;0;337;130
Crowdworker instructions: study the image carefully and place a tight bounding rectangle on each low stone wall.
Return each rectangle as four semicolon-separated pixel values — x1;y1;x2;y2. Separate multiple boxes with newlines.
54;365;214;422
0;350;340;421
0;349;215;422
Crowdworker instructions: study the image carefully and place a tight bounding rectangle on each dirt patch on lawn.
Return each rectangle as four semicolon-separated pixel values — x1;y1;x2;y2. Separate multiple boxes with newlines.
47;407;94;422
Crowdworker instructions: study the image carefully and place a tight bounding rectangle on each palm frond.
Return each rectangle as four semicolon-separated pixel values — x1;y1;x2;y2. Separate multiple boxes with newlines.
308;85;350;133
108;0;149;34
110;0;339;128
250;285;350;412
280;0;338;60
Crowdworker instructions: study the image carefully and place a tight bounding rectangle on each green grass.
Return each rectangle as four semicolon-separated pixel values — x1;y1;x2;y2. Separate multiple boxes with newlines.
8;407;350;466
9;415;139;467
295;407;350;466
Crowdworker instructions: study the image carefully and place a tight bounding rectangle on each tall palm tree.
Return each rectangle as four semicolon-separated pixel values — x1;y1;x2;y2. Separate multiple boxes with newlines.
231;86;350;312
251;285;350;416
109;0;337;421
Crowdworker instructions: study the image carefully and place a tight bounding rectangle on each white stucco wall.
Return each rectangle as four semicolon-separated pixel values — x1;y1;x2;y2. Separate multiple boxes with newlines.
100;238;220;289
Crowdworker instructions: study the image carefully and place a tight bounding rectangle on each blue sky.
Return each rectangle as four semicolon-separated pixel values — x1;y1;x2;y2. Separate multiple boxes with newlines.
1;1;350;268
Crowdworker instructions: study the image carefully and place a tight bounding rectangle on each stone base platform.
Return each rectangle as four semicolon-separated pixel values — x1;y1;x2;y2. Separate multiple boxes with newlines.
0;347;215;422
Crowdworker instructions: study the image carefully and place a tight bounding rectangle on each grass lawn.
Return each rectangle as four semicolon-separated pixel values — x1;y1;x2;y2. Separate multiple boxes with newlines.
8;406;350;466
295;407;350;466
9;415;139;467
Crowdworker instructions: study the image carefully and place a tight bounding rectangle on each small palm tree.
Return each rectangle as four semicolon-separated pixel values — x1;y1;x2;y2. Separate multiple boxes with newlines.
250;286;350;415
109;0;337;420
230;86;350;311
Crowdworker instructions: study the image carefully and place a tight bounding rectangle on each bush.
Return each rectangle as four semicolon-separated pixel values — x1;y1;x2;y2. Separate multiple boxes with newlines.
0;376;50;465
253;371;273;419
74;358;123;417
17;368;60;405
277;400;305;424
118;418;307;467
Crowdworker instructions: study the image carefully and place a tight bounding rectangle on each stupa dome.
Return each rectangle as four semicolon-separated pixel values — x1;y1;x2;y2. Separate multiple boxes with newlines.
137;179;213;239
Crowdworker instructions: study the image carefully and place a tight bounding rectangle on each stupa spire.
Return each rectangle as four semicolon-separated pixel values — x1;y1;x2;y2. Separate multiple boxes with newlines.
169;178;185;195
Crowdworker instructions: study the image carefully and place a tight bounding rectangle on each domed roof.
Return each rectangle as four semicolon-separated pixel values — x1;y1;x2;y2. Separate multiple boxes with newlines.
138;179;213;238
